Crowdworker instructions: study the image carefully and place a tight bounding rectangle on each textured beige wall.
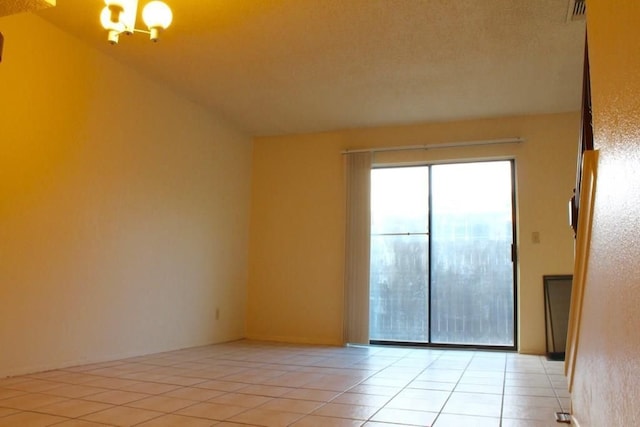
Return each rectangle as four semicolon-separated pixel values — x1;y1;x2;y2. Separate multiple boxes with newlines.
571;2;640;425
0;13;251;377
247;113;578;352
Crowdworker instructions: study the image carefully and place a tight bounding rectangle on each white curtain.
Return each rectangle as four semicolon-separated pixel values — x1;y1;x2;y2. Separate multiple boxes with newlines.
343;151;372;345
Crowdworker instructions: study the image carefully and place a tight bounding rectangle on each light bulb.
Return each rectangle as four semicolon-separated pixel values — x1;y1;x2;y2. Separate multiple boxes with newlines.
100;7;125;31
142;1;173;30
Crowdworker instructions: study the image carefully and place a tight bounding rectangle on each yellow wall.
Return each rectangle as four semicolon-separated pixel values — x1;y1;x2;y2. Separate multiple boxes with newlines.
571;2;640;425
248;113;578;353
0;13;252;376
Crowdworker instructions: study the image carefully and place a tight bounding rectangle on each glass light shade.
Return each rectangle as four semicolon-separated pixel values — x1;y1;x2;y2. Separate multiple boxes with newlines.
100;7;125;31
142;1;173;30
104;0;126;8
119;0;139;33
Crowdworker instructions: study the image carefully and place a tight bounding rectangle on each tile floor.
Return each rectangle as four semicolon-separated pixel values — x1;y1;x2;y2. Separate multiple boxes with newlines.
0;340;570;426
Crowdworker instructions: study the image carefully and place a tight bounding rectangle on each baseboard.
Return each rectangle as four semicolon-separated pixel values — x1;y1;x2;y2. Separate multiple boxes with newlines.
244;334;342;347
0;336;245;379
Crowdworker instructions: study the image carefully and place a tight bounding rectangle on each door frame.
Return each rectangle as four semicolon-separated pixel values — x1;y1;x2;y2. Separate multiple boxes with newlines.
369;158;519;351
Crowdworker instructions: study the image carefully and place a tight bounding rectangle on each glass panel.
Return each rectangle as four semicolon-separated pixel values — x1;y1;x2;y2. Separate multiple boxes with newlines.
370;234;429;342
371;167;429;235
430;161;514;346
370;167;429;342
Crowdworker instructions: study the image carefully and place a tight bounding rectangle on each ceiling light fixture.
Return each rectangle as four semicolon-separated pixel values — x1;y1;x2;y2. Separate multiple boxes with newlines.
100;0;172;45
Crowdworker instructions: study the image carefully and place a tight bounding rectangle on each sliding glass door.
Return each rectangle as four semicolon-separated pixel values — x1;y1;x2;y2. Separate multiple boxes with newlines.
370;167;430;342
369;160;516;348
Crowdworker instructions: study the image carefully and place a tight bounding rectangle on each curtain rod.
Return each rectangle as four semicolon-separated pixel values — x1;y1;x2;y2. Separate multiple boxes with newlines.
341;137;525;154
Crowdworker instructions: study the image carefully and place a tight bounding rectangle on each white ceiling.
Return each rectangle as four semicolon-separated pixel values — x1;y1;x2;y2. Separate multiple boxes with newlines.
36;0;586;136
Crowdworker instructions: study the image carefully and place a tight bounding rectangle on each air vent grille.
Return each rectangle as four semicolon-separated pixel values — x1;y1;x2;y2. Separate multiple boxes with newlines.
567;0;586;22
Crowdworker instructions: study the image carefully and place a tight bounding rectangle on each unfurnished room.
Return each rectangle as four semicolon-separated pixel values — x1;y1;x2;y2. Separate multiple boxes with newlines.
1;0;639;426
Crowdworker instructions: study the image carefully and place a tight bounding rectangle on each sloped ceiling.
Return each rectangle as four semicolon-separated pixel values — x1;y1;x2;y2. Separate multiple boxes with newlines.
37;0;586;136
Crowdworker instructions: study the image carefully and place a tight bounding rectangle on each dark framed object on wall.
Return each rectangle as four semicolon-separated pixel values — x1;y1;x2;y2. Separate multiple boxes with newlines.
544;275;573;361
570;34;594;236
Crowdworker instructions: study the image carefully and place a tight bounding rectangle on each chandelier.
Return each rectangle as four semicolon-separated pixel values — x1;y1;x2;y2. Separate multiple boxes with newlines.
100;0;173;44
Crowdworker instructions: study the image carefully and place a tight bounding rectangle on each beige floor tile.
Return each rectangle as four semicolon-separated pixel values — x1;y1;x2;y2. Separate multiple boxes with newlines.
81;405;163;426
0;388;27;400
156;376;206;386
441;392;502;417
53;420;115;427
395;388;451;402
290;414;364;426
35;398;113;417
215;423;264;427
360;377;412;388
0;407;18;418
503;386;557;397
458;376;504;386
125;395;197;412
195;380;248;392
238;384;296;397
501;419;560;427
82;389;150;405
42;384;107;399
330;392;390;407
208;392;273;408
302;377;361;392
258;397;323;414
364;423;415;427
454;383;504;394
502;395;561;409
0;378;31;388
161;387;226;401
281;388;341;402
370;407;438;425
416;369;463;383
347;385;400;396
35;372;98;385
5;379;63;393
122;382;181;395
433;413;500;427
176;401;247;420
84;377;141;390
385;395;448;413
228;407;304;426
407;380;456;391
0;411;68;427
501;404;560;421
0;393;68;410
505;378;551;388
312;402;379;420
119;372;168;382
135;413;216;426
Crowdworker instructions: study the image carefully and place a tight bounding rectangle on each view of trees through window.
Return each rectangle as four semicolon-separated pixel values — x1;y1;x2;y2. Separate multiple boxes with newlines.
369;161;515;346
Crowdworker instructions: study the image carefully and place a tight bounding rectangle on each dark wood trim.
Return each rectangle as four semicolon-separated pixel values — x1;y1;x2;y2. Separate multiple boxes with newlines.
571;33;594;236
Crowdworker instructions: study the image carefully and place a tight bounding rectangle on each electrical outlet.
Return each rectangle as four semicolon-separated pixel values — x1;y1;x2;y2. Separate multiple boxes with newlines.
532;231;541;244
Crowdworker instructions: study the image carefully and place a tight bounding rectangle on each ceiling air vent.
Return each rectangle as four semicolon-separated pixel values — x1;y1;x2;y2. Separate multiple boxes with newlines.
566;0;586;22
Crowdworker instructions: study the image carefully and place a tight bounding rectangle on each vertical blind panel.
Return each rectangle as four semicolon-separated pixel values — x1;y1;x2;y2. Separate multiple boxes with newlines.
343;152;372;345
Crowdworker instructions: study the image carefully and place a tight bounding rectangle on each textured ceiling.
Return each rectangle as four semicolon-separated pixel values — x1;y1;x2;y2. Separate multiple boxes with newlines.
37;0;586;136
0;0;55;17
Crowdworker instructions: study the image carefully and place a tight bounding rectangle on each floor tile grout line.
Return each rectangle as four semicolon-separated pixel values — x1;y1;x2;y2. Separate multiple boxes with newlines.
0;343;571;427
354;348;449;425
541;354;569;414
427;349;478;427
498;350;508;426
